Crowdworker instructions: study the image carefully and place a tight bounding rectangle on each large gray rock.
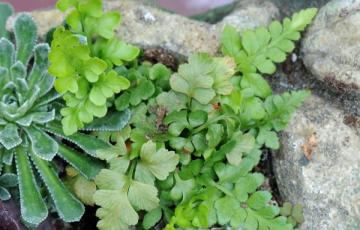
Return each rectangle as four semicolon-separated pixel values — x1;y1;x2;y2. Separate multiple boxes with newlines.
274;95;360;229
302;0;360;93
217;0;279;31
7;0;278;57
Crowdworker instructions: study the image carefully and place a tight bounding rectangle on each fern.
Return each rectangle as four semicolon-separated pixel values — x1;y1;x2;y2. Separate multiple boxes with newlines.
0;0;316;228
221;8;317;75
49;0;139;135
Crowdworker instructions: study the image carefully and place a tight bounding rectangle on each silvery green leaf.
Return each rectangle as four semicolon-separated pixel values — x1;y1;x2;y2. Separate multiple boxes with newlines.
24;126;58;161
15;149;48;225
37;72;55;98
10;61;26;81
45;121;111;157
28;44;51;95
0;67;9;89
58;144;104;179
0;123;22;150
31;152;85;222
14;13;37;65
0;2;13;39
2;149;14;165
0;37;15;68
16;86;40;118
83;109;131;132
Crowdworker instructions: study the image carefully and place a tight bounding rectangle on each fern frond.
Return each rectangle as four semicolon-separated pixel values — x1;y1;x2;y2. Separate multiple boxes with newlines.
221;8;318;75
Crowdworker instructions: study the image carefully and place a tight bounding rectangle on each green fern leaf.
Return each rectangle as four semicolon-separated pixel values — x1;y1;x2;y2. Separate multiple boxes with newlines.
221;8;317;75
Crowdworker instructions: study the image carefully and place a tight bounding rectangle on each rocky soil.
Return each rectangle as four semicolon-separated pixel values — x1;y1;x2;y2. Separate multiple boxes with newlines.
7;0;360;229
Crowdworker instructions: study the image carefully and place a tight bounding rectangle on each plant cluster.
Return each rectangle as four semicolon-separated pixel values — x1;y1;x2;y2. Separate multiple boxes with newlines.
89;8;315;229
49;0;139;135
0;3;130;226
0;0;317;229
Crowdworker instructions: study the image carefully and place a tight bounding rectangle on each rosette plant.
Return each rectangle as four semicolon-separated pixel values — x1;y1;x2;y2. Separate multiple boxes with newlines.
0;3;125;226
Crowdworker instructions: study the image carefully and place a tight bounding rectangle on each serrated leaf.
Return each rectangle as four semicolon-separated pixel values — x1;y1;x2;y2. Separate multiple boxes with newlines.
24;126;58;161
83;109;131;132
45;121;111;157
31;153;85;222
15;148;48;225
58;144;104;179
0;123;22;150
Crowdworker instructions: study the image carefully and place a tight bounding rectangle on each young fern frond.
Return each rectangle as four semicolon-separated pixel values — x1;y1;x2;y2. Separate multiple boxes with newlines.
221;8;317;75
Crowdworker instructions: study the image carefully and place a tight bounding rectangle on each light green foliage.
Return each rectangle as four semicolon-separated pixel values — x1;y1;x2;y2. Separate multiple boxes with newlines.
221;8;317;75
163;8;317;230
40;0;314;228
64;166;97;206
93;140;179;230
91;9;315;225
170;53;235;104
49;0;140;135
0;5;131;227
280;202;305;227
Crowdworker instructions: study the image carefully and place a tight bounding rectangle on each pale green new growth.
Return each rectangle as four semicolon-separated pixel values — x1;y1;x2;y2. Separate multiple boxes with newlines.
221;8;317;75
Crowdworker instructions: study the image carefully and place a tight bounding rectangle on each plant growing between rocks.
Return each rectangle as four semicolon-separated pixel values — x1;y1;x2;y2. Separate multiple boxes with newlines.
0;0;317;229
49;0;140;135
0;2;130;227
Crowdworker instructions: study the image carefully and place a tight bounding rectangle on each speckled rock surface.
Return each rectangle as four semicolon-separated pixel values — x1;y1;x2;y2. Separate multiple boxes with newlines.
7;0;278;57
217;0;279;31
302;0;360;93
273;95;360;230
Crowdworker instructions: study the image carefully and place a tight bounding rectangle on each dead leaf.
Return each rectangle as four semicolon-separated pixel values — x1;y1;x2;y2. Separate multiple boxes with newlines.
301;132;317;160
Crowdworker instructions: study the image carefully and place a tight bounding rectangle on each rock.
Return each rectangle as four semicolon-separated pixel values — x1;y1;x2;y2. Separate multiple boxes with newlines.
217;0;279;31
7;0;278;57
302;0;360;93
274;95;360;229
